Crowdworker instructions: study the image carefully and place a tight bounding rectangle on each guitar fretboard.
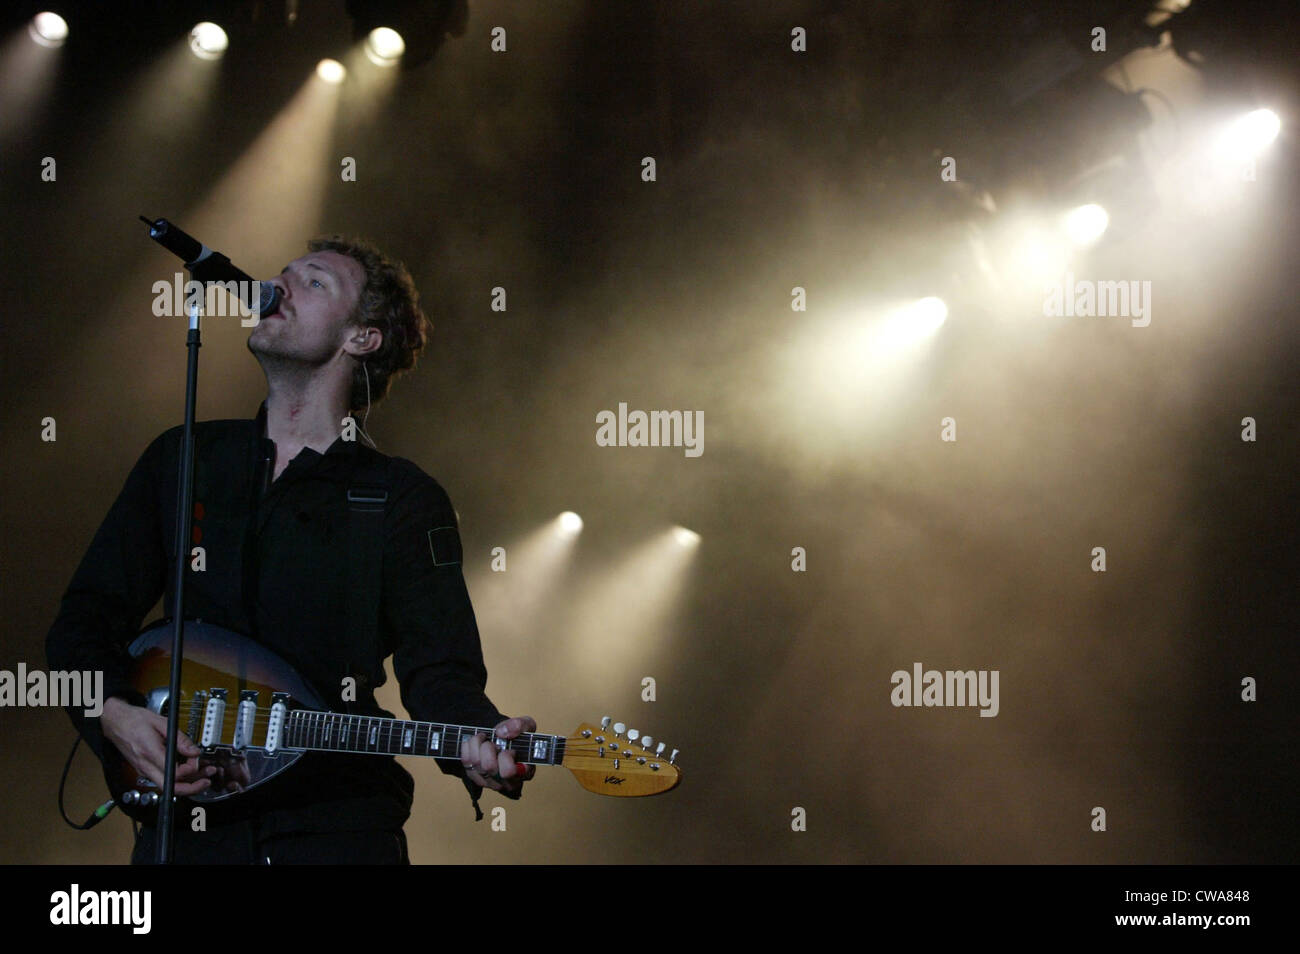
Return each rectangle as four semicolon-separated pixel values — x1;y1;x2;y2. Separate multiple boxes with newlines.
283;710;566;766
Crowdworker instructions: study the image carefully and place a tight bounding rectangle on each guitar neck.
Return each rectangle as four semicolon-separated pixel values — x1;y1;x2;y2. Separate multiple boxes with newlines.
283;710;567;766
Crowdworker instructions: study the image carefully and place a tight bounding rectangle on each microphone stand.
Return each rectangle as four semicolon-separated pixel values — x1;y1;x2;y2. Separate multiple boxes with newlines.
156;290;202;864
144;217;238;864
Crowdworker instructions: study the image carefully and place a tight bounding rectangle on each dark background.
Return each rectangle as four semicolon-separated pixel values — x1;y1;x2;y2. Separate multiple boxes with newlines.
1;0;1296;864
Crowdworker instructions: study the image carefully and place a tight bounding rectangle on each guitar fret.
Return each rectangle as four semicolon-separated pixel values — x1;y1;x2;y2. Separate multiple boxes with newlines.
286;713;561;766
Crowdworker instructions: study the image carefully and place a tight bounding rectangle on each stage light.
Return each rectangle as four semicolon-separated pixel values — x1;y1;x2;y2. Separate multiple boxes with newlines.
872;296;948;355
29;12;68;48
673;526;701;548
365;27;405;67
907;296;948;333
316;59;346;84
1063;203;1109;248
464;515;584;648
566;528;701;680
558;511;584;536
1213;108;1281;160
189;22;229;61
348;0;453;70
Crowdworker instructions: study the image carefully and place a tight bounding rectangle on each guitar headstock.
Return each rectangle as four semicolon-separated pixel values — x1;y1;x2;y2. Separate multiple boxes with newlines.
562;717;682;796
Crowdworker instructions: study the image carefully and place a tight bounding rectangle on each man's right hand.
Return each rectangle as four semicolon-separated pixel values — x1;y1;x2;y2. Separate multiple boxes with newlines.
99;696;217;796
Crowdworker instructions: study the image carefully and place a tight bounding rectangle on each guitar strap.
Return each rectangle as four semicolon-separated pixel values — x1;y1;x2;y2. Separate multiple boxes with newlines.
344;453;390;713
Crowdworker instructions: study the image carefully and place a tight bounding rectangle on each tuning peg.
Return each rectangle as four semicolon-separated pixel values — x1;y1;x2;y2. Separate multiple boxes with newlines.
641;735;653;750
655;742;665;756
613;722;625;738
627;728;639;743
600;716;611;730
669;749;679;764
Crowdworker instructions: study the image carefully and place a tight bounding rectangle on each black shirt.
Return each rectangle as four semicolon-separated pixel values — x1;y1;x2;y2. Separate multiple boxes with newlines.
45;401;505;836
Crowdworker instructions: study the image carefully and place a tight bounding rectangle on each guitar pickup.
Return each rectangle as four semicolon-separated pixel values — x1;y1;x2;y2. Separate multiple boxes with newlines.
265;692;290;754
200;688;228;750
231;690;258;751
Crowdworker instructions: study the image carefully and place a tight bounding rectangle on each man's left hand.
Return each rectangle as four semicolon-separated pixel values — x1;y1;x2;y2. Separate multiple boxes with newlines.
459;716;537;793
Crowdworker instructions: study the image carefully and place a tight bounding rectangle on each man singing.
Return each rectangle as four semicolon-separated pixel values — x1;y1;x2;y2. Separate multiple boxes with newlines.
46;235;530;864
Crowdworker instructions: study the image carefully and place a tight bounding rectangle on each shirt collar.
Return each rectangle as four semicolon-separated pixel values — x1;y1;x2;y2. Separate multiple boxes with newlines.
254;400;361;457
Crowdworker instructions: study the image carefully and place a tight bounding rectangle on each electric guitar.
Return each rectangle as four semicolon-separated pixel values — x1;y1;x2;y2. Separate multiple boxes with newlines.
108;619;681;820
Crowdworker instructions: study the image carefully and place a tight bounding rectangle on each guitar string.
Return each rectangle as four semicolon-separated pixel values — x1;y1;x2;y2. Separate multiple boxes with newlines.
167;693;653;744
162;694;660;760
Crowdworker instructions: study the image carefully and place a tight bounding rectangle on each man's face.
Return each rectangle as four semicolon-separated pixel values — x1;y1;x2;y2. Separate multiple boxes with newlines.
248;250;366;366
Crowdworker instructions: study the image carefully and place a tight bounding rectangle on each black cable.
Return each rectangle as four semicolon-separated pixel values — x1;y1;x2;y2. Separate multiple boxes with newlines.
58;735;116;830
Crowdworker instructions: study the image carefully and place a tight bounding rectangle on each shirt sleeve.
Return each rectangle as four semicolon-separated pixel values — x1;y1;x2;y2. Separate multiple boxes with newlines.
45;430;171;761
381;465;509;795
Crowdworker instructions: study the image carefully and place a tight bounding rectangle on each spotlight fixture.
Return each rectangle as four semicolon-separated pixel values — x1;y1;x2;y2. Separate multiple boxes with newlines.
365;26;406;67
870;297;949;356
29;12;69;48
316;58;346;84
189;22;229;60
672;527;701;548
558;511;584;536
1213;108;1282;161
347;0;463;70
908;296;949;331
1062;203;1109;248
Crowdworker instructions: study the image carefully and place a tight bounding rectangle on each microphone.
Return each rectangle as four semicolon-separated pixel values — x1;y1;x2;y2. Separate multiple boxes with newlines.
139;216;280;317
